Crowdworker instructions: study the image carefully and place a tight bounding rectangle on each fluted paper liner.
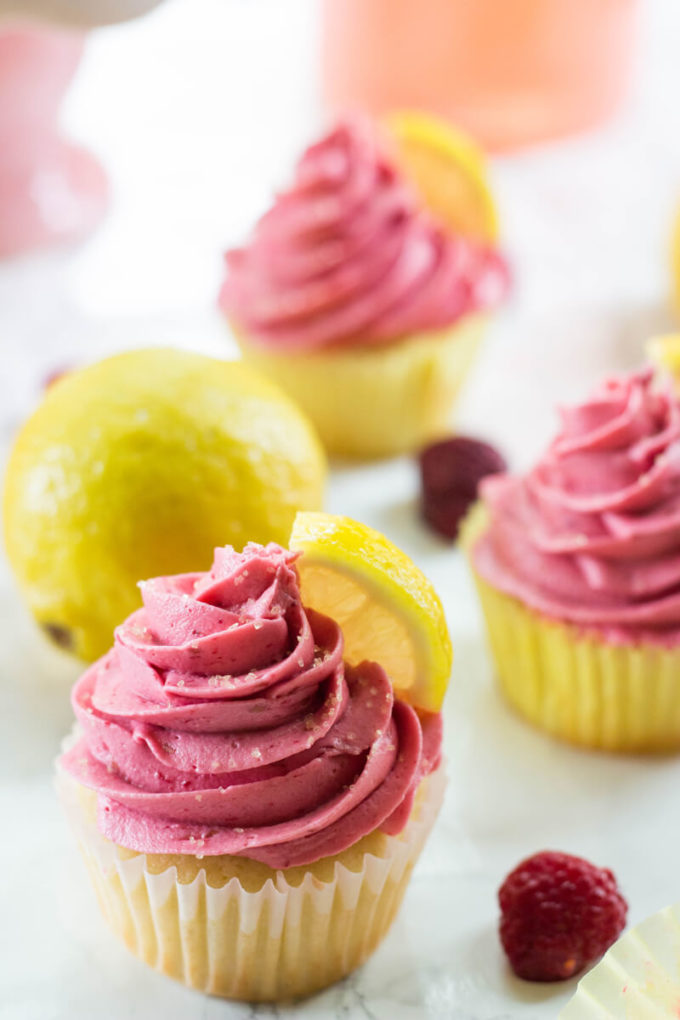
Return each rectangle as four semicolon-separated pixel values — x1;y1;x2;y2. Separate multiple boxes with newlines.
234;314;486;458
462;508;680;752
561;902;680;1018
58;765;445;1001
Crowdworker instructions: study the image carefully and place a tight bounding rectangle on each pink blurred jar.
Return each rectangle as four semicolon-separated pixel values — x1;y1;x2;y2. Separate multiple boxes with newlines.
322;0;639;152
0;23;108;258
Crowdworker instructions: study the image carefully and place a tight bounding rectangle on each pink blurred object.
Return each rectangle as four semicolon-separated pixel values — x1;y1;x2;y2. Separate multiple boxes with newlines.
0;23;108;258
322;0;639;153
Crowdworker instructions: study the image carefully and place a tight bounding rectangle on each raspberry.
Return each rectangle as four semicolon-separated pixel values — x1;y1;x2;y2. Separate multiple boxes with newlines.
418;436;506;540
498;851;627;982
422;491;474;540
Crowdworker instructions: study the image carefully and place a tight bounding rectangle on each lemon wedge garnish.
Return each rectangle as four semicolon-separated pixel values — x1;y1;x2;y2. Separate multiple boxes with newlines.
290;512;452;712
647;333;680;380
385;109;499;243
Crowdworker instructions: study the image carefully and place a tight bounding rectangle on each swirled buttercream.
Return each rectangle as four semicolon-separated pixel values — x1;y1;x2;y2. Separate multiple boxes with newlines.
61;543;442;867
219;119;507;350
473;369;680;645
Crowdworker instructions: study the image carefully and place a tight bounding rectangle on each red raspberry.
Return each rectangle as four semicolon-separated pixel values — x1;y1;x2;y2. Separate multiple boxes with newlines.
418;436;506;540
422;491;474;540
498;851;627;982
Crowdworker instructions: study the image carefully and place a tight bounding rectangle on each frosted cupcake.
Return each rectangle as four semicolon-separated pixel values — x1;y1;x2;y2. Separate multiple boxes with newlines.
219;118;507;458
465;368;680;752
57;533;446;1000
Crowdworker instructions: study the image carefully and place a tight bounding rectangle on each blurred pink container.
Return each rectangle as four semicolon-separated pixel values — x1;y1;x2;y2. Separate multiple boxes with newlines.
322;0;638;152
0;23;108;258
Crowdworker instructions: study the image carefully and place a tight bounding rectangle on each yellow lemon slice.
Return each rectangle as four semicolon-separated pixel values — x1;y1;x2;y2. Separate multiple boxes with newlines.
290;512;452;712
672;205;680;318
646;333;680;381
385;109;499;243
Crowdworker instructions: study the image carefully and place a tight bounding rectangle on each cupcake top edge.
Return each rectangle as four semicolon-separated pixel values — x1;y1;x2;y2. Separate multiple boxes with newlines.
59;540;442;868
219;117;508;352
471;366;680;644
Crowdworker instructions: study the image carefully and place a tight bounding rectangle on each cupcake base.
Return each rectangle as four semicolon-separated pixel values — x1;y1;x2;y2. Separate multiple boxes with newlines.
58;767;445;1002
233;315;486;459
469;566;680;753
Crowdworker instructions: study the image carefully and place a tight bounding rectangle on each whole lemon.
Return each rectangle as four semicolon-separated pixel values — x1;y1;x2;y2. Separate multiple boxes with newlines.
673;204;680;318
3;348;326;661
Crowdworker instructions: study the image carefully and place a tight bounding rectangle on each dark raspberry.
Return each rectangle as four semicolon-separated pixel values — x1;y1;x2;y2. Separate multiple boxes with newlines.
418;435;506;540
422;491;473;540
498;851;627;982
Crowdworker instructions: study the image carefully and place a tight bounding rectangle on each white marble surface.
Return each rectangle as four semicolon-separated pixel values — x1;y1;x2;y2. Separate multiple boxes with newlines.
2;1;680;1017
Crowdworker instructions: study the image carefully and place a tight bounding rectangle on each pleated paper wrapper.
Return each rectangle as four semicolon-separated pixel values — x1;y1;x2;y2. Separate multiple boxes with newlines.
561;902;680;1018
234;314;486;458
57;763;445;1002
462;507;680;753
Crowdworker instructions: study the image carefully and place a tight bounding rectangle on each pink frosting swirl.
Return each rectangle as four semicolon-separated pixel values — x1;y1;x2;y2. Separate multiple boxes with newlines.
473;369;680;645
61;543;442;867
219;120;508;351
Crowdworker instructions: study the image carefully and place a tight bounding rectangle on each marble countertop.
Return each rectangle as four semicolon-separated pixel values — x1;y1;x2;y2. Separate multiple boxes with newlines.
2;1;680;1017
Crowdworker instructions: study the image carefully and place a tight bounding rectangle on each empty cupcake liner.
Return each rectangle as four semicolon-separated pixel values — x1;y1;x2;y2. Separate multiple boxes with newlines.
561;902;680;1018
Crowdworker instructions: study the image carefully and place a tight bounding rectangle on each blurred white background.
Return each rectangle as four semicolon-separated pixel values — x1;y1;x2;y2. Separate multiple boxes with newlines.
2;0;679;464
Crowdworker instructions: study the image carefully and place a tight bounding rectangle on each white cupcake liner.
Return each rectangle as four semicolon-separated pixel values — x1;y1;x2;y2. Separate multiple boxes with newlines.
561;903;680;1018
57;763;445;1001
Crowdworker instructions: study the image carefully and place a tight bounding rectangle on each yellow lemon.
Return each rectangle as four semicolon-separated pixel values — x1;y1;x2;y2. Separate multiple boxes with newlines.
385;109;499;243
290;512;452;712
672;205;680;318
646;333;680;381
3;348;326;662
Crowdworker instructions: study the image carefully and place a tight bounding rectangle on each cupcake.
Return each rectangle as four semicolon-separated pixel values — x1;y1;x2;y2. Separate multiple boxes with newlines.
219;117;508;458
464;368;680;752
57;527;447;1000
672;203;680;318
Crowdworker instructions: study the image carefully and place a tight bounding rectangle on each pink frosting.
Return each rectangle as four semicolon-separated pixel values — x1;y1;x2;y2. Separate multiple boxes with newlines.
219;119;508;351
473;369;680;645
61;543;442;867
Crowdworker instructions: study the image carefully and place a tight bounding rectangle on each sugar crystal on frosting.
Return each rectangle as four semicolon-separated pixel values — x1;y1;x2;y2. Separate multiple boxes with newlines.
60;535;442;869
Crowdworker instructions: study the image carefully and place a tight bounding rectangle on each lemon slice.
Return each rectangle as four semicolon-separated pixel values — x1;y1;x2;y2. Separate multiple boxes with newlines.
290;512;452;712
672;207;680;318
646;333;680;380
385;109;499;243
